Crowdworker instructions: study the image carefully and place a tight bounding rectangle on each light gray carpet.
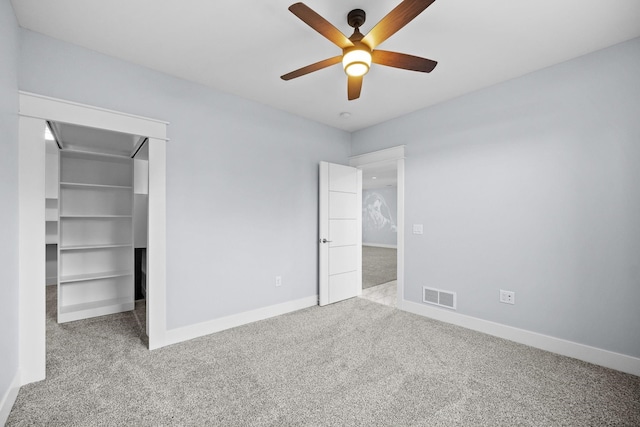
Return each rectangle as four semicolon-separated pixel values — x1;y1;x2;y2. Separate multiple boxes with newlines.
7;288;640;426
362;246;397;289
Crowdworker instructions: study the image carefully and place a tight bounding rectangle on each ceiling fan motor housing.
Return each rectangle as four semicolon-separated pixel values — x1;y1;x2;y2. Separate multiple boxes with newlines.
347;9;366;29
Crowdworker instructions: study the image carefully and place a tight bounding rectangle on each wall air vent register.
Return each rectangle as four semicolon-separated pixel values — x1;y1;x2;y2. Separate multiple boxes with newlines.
423;286;456;310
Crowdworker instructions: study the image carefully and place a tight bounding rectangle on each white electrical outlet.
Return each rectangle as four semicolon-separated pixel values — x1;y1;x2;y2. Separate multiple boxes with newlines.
275;276;282;287
499;290;515;304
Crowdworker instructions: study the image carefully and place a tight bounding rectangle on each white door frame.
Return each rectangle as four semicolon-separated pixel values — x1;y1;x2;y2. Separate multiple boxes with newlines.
18;92;168;385
349;146;405;308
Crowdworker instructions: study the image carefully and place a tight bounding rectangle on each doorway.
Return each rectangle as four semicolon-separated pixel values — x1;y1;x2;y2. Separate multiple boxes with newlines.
360;161;398;307
18;92;168;385
349;146;405;309
46;121;149;329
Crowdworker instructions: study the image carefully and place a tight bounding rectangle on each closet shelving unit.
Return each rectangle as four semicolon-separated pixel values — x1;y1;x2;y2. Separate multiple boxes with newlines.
58;150;135;323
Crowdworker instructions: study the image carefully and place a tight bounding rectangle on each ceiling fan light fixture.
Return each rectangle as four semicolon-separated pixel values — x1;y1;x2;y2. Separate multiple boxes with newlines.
282;2;438;100
342;48;372;77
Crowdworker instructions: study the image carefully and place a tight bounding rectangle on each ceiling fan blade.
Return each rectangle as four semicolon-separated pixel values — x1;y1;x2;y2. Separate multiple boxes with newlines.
347;75;363;100
281;56;342;81
289;3;354;49
372;50;437;72
362;0;436;49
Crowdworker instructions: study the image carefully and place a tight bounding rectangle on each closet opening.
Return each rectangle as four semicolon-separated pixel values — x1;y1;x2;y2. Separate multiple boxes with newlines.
19;92;167;385
45;121;150;343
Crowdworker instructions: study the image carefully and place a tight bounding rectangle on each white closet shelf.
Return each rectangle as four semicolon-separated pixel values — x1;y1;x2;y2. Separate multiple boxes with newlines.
60;182;133;190
60;270;133;284
58;149;134;323
59;298;135;323
60;243;131;251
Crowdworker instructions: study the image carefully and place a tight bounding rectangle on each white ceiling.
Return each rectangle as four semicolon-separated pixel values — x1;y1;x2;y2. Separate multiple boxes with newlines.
11;0;640;132
49;121;146;157
360;161;398;190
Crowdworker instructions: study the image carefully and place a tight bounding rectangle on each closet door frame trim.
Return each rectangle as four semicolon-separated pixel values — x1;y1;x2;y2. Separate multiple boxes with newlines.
18;92;168;385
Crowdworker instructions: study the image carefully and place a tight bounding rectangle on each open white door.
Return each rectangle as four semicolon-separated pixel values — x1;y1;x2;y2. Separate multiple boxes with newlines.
319;162;362;306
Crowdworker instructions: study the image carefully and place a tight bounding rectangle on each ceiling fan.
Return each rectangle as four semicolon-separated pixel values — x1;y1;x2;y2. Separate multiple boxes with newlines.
281;0;438;101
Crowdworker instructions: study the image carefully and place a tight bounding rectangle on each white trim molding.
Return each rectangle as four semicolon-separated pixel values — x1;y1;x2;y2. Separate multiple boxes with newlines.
165;296;318;346
402;300;640;377
396;159;405;306
147;138;167;350
349;145;405;167
0;370;21;426
18;93;168;385
19;92;169;140
18;116;47;384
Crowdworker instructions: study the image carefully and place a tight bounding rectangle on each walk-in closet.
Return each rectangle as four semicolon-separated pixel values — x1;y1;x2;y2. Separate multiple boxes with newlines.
45;122;148;324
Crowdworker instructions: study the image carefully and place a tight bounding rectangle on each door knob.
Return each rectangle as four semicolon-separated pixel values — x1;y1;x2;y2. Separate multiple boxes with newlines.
320;238;332;243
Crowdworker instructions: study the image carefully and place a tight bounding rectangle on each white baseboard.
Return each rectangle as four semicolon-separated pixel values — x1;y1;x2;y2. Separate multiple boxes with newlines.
401;300;640;377
165;295;318;346
363;243;397;249
0;369;21;426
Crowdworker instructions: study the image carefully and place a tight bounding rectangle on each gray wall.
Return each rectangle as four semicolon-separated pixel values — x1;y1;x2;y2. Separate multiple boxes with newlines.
0;0;20;398
352;38;640;358
363;187;397;246
19;30;351;329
